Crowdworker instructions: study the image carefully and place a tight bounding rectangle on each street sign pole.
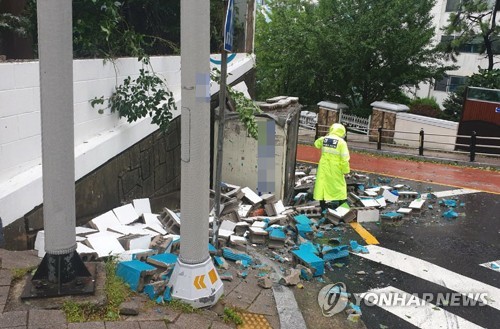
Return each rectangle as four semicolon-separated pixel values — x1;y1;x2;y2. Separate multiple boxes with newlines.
212;0;233;247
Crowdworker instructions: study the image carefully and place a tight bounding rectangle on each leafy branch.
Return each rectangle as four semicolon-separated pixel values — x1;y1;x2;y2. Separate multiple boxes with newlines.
211;68;262;139
91;57;177;132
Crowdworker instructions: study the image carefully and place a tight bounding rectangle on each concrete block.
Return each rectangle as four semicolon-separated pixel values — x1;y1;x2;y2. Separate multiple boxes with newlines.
220;210;240;223
397;208;412;215
264;204;276;216
116;260;157;292
113;204;140;225
118;249;157;262
229;235;247;248
146;253;178;269
149;235;173;253
355;208;380;223
238;204;253;218
213;256;228;269
359;198;380;208
382;189;399;203
291;248;324;276
279;268;301;286
251;220;267;229
118;234;151;250
241;187;263;204
261;193;277;204
158;208;181;235
398;191;420;199
380;211;403;221
268;227;286;249
295;224;313;239
273;200;286;215
375;196;387;208
89;211;121;232
294;214;312;225
409;199;425;211
133;198;152;216
295;205;322;218
249;227;268;244
234;222;249;236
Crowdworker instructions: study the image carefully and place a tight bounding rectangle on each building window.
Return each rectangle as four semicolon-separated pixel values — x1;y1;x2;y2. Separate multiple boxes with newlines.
434;75;468;93
440;35;500;54
446;0;461;12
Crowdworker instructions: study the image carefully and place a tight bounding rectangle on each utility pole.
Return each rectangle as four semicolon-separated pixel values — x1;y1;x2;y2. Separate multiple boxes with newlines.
23;0;93;299
168;0;223;308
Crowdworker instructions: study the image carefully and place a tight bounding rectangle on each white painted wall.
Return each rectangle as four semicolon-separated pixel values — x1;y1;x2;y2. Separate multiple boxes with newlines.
412;0;499;106
394;112;459;151
0;53;255;227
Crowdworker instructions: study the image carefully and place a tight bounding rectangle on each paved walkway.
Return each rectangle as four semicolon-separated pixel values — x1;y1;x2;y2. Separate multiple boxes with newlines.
297;144;500;195
0;249;281;329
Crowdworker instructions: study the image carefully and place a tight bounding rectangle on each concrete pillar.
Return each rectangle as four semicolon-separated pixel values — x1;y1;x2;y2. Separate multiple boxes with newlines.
316;101;348;138
168;0;223;308
369;101;409;143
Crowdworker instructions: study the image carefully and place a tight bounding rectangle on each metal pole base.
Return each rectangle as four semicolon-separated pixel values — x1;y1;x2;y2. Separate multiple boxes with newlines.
21;251;95;299
168;257;223;308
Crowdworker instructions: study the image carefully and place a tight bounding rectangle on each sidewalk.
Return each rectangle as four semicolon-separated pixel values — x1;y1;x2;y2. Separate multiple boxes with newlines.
0;249;282;329
298;128;500;170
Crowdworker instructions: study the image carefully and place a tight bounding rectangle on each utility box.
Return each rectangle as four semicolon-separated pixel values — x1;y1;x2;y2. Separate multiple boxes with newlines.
214;96;300;204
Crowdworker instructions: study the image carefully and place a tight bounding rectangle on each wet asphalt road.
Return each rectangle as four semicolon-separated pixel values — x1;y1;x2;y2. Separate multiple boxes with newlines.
322;175;500;329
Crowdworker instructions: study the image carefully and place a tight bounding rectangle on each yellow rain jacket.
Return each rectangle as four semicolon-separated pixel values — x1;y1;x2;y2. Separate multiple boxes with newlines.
313;123;350;201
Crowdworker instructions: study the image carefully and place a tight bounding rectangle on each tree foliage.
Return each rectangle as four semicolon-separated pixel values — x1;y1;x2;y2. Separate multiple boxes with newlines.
255;0;454;113
442;68;500;121
440;0;500;71
20;0;242;58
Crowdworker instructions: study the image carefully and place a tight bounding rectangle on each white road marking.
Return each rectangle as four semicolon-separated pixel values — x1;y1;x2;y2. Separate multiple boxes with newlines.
359;286;485;329
353;245;500;311
423;189;478;199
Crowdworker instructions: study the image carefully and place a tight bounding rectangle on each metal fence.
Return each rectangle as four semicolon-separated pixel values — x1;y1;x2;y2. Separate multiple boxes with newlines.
313;124;500;162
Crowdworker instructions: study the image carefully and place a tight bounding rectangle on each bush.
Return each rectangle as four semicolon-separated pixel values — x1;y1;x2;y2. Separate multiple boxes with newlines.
409;97;442;118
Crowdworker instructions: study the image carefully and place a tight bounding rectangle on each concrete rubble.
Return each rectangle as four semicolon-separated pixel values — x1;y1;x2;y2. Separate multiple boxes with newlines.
28;164;470;322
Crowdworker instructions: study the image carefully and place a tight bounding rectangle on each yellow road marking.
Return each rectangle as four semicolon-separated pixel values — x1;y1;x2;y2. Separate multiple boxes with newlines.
350;222;379;245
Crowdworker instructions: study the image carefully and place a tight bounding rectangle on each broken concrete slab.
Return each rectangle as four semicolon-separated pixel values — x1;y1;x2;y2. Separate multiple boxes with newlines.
355;208;379;223
133;198;152;216
291;247;324;276
86;234;125;258
382;189;399;203
118;249;157;262
76;242;98;261
222;247;253;265
113;203;140;225
146;253;178;269
88;210;122;232
143;213;167;235
149;235;173;254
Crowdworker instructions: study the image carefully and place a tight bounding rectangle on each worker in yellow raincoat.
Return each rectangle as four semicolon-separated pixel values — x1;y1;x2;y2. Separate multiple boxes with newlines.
313;123;350;212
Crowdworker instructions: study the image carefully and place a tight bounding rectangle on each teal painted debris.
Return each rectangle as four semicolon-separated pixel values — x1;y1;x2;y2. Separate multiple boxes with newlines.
294;214;313;225
291;246;325;276
214;256;227;268
298;241;320;255
322;245;349;261
350;240;369;254
222;247;253;265
296;223;313;238
163;286;172;302
147;253;178;267
440;199;457;207
116;260;157;292
268;227;286;240
491;262;500;270
442;209;458;219
208;243;217;255
380;211;403;220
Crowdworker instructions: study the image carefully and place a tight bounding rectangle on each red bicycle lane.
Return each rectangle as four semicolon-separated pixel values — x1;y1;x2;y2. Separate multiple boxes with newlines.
296;144;500;194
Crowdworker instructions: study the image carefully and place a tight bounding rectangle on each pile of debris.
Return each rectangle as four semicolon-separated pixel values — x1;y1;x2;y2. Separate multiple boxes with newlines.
31;167;466;306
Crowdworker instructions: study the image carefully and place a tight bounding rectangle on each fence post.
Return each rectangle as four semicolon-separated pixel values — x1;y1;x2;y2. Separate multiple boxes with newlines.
419;129;424;156
314;122;319;140
470;131;477;162
345;126;348;142
377;127;382;150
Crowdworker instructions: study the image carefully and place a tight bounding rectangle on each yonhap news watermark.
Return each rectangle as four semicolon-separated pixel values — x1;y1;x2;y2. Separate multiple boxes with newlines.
358;291;489;307
318;283;489;317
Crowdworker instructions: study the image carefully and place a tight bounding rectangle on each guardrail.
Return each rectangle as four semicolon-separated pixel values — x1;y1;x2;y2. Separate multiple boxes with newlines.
312;124;500;162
